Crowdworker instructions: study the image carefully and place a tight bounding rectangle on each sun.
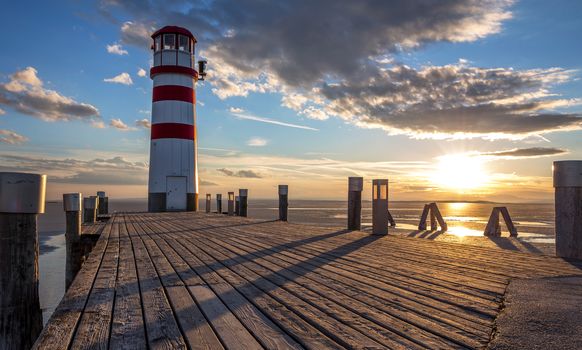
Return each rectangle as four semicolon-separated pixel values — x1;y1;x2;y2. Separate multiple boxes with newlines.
430;154;489;191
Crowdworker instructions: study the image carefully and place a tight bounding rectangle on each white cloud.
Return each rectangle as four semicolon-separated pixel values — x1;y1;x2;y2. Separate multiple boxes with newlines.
109;118;135;131
0;108;5;115
104;72;133;85
106;43;128;55
0;129;28;144
0;67;101;124
137;68;147;77
135;118;151;129
247;137;268;147
229;107;244;113
120;21;152;49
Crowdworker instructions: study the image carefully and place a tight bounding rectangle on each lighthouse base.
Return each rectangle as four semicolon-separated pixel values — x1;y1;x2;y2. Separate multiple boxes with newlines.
148;193;198;212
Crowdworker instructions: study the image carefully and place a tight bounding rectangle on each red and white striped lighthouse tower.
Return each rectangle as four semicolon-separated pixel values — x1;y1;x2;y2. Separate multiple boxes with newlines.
148;26;206;212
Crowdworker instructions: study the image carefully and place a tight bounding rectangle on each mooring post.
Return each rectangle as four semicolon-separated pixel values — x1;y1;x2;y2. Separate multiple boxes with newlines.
0;172;46;350
205;193;211;213
372;179;389;235
553;160;582;259
63;193;83;289
228;192;235;216
239;189;248;217
347;177;363;230
83;196;98;223
279;185;289;221
216;194;223;214
97;191;108;215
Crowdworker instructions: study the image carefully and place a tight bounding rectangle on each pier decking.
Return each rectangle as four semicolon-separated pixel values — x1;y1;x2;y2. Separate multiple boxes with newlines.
34;212;582;349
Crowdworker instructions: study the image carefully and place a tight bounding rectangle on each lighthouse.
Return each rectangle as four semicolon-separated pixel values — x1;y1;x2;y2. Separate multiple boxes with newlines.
148;26;206;212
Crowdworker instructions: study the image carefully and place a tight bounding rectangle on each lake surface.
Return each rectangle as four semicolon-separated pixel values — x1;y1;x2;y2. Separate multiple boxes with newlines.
38;199;555;323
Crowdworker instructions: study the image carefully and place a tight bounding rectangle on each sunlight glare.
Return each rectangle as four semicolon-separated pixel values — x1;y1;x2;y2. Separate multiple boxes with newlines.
431;154;489;191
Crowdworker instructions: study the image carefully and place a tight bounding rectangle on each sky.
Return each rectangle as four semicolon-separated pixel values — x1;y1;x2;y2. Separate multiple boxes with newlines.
0;0;581;202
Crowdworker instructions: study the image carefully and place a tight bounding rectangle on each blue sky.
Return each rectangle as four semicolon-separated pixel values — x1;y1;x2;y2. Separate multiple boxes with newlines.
1;0;581;201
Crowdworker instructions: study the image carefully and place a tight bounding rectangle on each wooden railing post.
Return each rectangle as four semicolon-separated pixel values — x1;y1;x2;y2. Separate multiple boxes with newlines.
0;172;46;350
239;189;248;217
97;191;108;215
347;177;363;230
216;194;222;214
63;193;83;289
553;161;582;259
83;196;98;223
227;192;235;216
235;196;240;216
205;194;211;213
278;185;288;221
372;179;388;235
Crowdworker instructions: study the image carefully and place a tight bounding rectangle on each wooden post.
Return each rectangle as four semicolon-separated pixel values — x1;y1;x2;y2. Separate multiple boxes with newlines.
0;172;46;350
235;196;240;216
430;208;437;231
418;203;447;231
387;210;396;227
372;179;388;235
216;194;223;214
553;161;582;259
227;192;235;216
83;196;98;223
347;177;363;230
484;207;518;237
499;207;517;237
205;194;211;213
430;203;448;231
239;189;248;217
63;193;83;289
97;191;108;215
278;185;288;221
418;204;430;230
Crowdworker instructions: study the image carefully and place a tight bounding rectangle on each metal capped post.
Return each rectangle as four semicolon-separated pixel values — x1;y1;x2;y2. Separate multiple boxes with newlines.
97;191;108;215
239;189;248;217
205;194;211;213
228;192;235;216
553;161;582;259
279;185;289;221
63;193;83;289
347;177;363;230
216;194;223;214
372;179;389;235
83;196;98;224
0;172;46;350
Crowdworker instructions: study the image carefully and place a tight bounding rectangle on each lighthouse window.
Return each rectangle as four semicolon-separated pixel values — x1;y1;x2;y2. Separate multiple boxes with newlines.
163;34;175;49
178;35;189;52
154;36;161;51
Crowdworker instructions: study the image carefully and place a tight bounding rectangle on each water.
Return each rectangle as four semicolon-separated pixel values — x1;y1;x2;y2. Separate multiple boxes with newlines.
38;199;555;323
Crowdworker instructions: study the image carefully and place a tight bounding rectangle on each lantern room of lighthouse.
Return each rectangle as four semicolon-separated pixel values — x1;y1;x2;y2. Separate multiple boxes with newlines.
148;26;205;212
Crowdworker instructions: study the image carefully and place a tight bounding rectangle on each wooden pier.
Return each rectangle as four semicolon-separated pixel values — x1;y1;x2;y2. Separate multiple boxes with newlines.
34;212;582;349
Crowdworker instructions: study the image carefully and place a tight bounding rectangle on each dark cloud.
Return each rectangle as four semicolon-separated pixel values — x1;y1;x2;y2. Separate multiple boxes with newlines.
200;180;218;186
217;168;262;178
0;67;101;124
478;147;568;158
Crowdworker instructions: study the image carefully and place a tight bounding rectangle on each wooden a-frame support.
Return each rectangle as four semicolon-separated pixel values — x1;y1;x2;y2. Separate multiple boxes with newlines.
387;210;396;227
418;202;448;231
484;207;518;237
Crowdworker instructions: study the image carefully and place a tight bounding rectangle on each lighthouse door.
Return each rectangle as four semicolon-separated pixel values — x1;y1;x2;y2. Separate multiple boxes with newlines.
166;176;187;211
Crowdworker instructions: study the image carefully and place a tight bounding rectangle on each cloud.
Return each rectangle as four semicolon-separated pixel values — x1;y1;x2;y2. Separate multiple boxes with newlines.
104;72;133;85
200;180;218;186
120;21;152;49
0;108;5;115
217;168;262;178
0;129;28;144
230;109;318;131
135;118;151;129
137;68;147;77
477;147;568;159
0;67;101;124
109;118;135;131
247;137;267;147
106;43;128;55
0;154;148;185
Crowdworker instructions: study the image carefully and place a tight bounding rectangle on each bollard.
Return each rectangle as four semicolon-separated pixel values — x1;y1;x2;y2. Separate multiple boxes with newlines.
347;177;363;230
553;161;582;259
279;185;289;221
97;191;108;215
83;196;98;223
372;179;388;235
205;194;211;213
63;193;83;289
0;172;46;350
228;192;235;216
216;194;223;214
235;196;240;216
239;189;248;217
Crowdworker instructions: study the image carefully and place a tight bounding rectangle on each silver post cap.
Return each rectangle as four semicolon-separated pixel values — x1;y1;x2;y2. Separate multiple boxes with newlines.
348;177;363;191
278;185;288;195
553;161;582;187
239;189;248;197
63;193;82;212
83;196;98;209
0;172;47;213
